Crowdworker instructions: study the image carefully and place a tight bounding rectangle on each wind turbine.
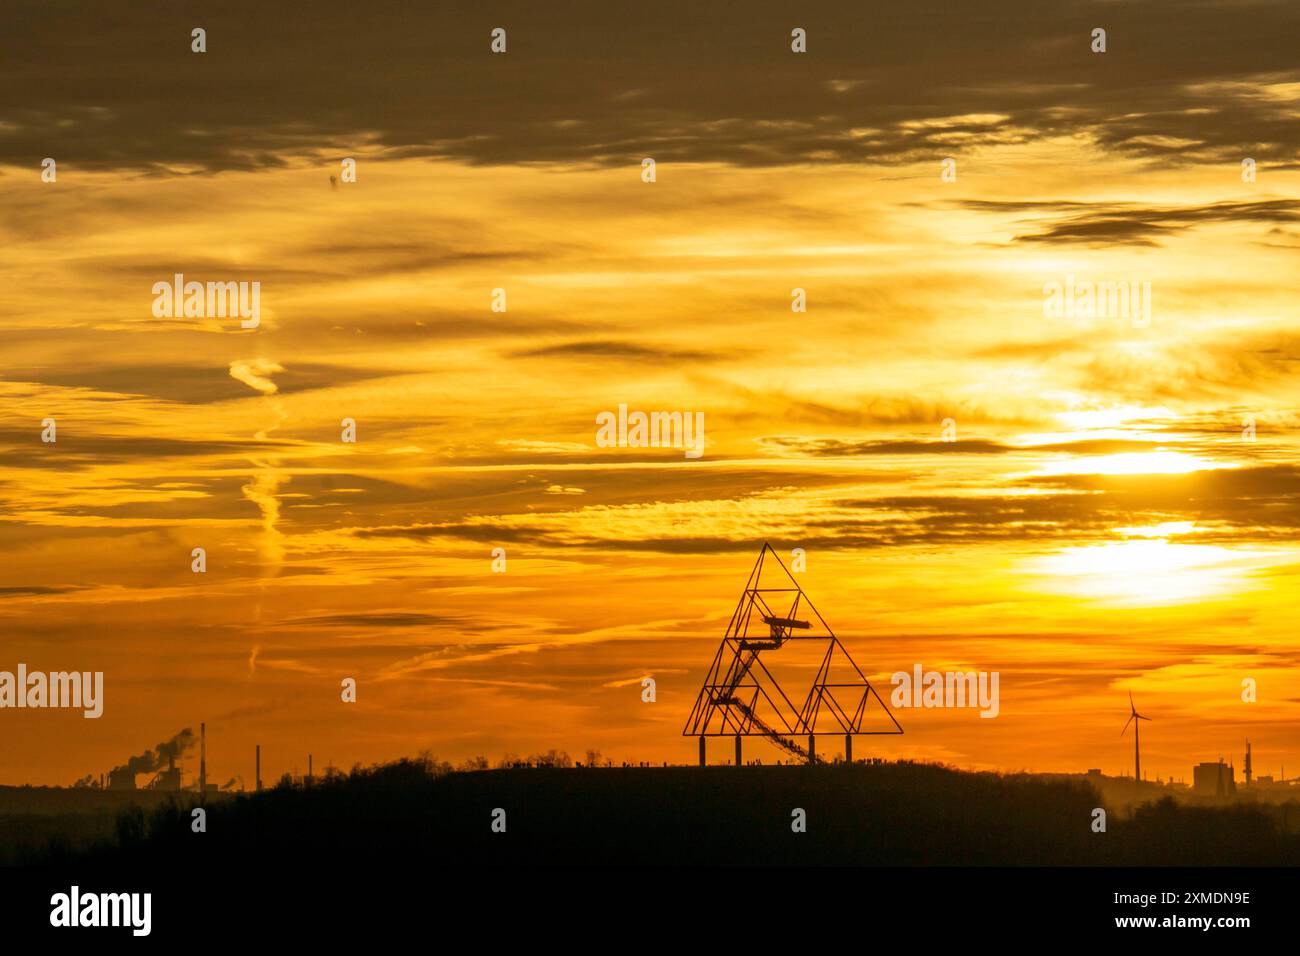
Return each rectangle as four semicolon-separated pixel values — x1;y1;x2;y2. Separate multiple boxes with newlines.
1121;691;1152;783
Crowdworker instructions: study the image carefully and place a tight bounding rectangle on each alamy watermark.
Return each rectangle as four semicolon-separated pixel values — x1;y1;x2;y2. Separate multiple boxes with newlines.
595;404;705;459
152;273;260;329
50;886;150;936
0;664;103;718
890;663;999;718
1043;274;1151;328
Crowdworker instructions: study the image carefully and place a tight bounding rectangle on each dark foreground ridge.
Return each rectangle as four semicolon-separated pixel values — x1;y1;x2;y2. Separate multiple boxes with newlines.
14;759;1300;866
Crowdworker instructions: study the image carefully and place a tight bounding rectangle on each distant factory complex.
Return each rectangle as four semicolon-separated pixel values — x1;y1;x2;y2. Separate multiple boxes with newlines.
88;723;315;796
1086;738;1296;801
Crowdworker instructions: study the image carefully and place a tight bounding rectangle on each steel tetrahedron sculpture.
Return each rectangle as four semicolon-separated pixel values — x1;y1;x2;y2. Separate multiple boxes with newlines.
684;543;902;764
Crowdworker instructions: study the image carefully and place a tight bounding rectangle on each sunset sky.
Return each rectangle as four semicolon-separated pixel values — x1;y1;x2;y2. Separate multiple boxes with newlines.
2;0;1298;787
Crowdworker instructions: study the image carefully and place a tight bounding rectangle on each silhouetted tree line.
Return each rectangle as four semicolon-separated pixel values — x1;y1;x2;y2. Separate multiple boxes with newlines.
17;759;1300;866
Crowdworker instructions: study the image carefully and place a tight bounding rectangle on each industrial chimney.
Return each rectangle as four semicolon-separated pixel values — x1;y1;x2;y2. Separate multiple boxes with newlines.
200;722;207;799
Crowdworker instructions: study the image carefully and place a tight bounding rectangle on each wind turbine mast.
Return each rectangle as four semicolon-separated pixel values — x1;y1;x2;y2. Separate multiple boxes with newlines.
1121;691;1152;783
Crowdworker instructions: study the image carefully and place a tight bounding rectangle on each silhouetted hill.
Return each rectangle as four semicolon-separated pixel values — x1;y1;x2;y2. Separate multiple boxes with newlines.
13;758;1300;866
0;786;230;866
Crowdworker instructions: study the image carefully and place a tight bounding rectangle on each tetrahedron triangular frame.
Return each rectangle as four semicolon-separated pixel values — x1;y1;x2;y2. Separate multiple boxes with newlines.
683;543;902;761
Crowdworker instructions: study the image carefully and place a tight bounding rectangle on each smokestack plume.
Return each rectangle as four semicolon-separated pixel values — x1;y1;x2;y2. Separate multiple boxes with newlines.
108;728;196;779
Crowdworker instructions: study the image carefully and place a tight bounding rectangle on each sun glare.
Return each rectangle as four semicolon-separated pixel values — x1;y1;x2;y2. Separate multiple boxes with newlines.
1036;451;1232;477
1024;539;1272;606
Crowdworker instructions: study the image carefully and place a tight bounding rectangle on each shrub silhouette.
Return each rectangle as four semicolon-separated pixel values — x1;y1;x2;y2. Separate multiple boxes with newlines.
19;759;1300;866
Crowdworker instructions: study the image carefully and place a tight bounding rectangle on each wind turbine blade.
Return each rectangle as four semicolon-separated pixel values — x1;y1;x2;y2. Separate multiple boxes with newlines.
1121;715;1133;735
